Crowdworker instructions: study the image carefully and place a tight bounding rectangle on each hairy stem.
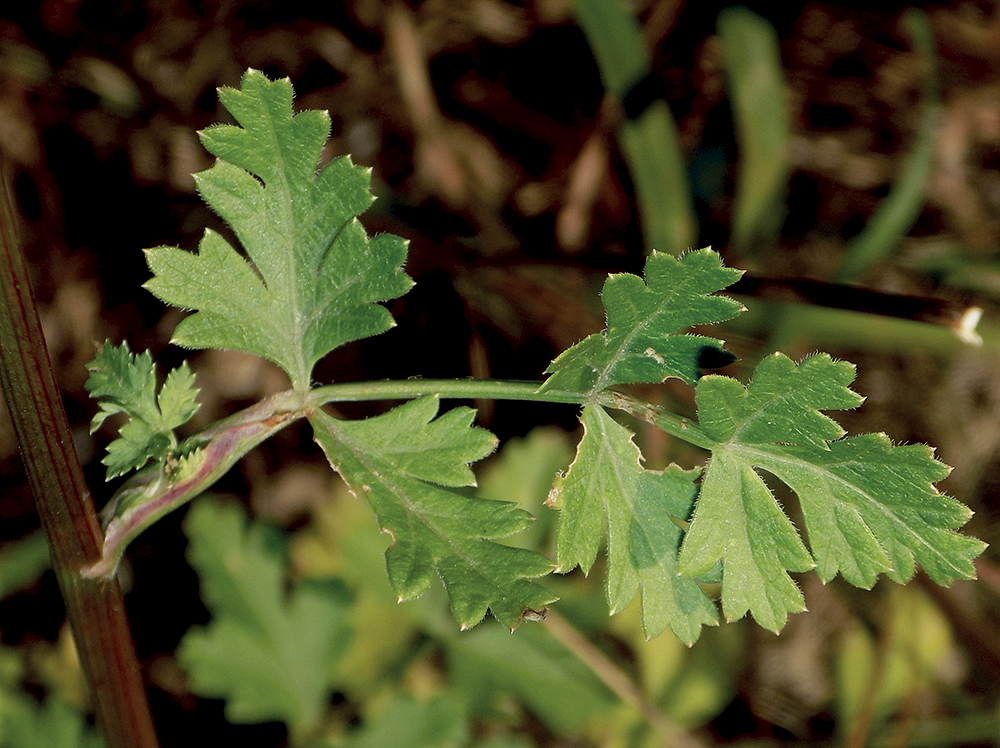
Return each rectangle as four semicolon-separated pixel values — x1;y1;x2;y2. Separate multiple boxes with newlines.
86;378;714;583
309;378;715;449
0;164;159;748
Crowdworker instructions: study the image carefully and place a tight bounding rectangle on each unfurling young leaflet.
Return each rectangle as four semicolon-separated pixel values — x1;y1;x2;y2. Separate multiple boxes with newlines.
85;341;200;479
85;69;985;647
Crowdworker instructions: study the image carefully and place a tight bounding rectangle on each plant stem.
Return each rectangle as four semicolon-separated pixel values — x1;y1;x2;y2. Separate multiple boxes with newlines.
543;609;708;748
309;379;715;449
86;378;714;580
309;378;585;406
0;164;159;747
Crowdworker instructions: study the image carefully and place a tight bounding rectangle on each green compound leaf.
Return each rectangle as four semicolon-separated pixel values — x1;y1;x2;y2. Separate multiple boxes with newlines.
679;352;985;632
548;405;718;644
309;397;557;630
144;69;412;390
540;249;744;396
85;341;200;479
177;499;352;734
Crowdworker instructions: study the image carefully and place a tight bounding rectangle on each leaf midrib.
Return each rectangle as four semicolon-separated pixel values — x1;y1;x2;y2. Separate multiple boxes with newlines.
590;280;685;396
326;416;533;610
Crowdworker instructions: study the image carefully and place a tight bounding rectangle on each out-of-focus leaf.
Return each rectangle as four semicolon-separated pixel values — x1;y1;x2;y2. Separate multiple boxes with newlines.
478;427;574;550
291;484;420;703
0;531;49;599
177;499;352;734
572;0;696;254
30;628;89;712
836;9;939;281
340;694;468;748
445;622;615;734
472;738;533;748
836;586;958;736
0;695;105;748
570;0;647;95
620;103;698;256
718;7;790;254
644;624;744;729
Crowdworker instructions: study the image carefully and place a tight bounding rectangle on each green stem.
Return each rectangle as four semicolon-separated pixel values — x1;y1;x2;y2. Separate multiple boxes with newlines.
308;378;584;406
86;378;715;583
0;164;159;747
309;378;715;449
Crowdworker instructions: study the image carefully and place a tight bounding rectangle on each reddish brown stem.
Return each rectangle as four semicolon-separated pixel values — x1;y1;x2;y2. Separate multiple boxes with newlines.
0;162;159;748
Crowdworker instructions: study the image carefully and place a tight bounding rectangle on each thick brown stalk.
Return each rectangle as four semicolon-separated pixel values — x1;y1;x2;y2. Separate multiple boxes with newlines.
0;162;159;748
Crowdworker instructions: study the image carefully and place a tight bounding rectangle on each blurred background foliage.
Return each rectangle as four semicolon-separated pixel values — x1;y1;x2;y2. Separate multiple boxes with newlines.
3;0;1000;746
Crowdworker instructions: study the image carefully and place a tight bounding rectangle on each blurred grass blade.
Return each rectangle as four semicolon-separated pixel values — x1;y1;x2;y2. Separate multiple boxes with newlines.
622;105;697;256
572;0;647;95
573;0;696;255
718;7;790;255
836;9;939;282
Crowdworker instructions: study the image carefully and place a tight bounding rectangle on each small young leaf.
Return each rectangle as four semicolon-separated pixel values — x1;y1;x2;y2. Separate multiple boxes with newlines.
541;249;744;396
549;405;717;643
177;499;352;734
144;69;413;389
85;341;199;479
309;397;557;630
